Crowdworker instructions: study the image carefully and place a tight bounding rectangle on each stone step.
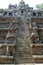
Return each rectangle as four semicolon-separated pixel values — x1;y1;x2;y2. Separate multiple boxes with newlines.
0;55;14;63
33;55;43;63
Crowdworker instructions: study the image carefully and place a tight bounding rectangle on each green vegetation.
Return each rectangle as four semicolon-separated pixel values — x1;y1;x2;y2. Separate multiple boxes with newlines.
36;3;43;9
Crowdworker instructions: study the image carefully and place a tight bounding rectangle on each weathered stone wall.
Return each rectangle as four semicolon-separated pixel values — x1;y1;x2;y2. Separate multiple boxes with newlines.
14;18;34;63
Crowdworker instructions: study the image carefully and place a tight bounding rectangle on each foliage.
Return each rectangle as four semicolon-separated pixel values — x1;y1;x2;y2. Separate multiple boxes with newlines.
36;3;43;9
